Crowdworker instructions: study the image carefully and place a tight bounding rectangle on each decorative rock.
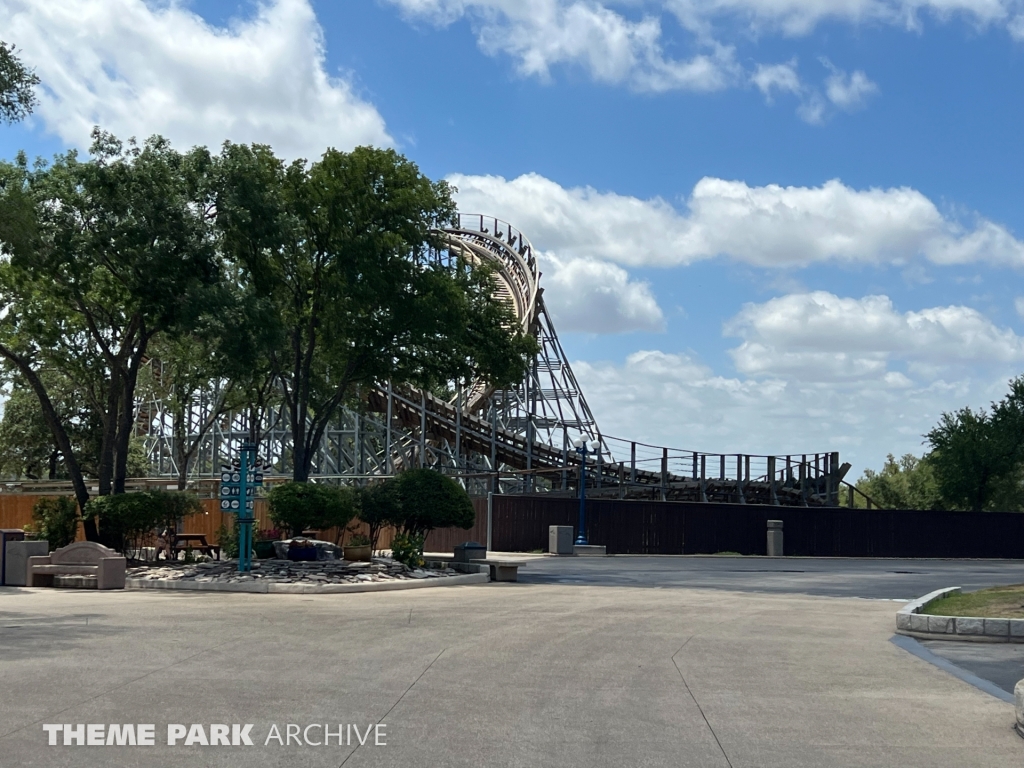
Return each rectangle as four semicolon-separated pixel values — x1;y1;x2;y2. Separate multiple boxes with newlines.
896;613;912;631
1016;679;1024;731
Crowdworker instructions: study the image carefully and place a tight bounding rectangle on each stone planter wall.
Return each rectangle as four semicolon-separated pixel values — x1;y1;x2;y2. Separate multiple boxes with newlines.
896;587;1024;643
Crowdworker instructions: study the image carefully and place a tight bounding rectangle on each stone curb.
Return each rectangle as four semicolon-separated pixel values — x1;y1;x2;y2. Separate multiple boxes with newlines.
1016;680;1024;737
895;587;1024;643
126;572;490;594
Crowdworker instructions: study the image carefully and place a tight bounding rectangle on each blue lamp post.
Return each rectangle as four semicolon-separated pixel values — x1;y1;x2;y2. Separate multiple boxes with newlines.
573;437;600;546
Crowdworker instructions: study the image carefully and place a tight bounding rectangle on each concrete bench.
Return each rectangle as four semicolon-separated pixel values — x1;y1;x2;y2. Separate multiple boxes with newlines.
27;541;126;590
471;559;526;583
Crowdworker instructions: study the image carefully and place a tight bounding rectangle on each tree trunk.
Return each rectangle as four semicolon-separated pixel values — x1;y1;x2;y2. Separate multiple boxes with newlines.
0;346;93;534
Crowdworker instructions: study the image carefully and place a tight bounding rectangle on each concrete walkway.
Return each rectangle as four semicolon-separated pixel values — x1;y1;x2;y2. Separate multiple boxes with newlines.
0;583;1019;767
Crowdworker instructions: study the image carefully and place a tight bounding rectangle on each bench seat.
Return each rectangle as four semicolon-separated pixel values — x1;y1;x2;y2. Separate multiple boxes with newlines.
27;542;126;590
470;559;526;583
30;564;99;575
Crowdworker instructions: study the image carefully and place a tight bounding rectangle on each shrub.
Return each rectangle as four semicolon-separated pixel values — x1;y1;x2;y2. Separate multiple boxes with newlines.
389;531;425;569
215;520;240;559
356;481;402;553
85;493;160;558
392;469;475;537
31;496;79;551
268;482;357;539
148;490;203;536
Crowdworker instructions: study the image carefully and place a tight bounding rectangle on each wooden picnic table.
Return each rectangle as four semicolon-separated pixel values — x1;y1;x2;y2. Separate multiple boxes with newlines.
173;534;220;560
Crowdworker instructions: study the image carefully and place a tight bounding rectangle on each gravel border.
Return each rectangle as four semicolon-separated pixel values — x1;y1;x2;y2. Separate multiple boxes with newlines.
895;587;1024;643
126;572;489;594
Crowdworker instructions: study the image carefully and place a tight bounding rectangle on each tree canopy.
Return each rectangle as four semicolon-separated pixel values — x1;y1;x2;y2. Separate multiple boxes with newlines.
0;133;536;533
0;42;38;124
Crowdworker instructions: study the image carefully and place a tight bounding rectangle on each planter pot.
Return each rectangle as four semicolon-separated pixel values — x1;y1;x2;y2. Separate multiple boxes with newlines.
253;541;277;559
343;544;372;562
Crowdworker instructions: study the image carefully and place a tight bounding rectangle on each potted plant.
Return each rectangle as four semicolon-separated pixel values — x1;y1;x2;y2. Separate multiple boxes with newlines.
254;528;281;559
343;529;372;562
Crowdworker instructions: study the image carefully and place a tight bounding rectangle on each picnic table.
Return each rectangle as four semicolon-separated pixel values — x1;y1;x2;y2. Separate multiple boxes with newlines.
172;534;220;560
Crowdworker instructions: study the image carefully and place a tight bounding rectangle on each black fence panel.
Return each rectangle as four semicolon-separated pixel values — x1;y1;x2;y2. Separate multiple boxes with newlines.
487;495;1024;558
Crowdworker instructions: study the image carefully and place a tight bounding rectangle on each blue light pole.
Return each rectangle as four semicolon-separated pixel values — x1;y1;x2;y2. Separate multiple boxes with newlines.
573;437;599;546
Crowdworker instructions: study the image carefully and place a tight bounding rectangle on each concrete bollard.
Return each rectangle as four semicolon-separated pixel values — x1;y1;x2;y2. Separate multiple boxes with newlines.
767;520;784;557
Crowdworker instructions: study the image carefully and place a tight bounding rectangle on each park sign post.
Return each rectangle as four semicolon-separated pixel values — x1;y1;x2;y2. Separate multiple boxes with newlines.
219;444;264;573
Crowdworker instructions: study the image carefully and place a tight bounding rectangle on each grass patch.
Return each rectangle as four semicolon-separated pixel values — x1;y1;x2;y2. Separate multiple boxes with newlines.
920;584;1024;618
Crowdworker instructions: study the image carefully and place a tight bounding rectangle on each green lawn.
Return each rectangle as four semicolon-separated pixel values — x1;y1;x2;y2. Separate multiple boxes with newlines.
920;584;1024;618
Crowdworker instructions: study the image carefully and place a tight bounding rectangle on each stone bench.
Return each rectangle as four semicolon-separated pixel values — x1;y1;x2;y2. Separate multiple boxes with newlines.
27;541;126;590
471;559;526;583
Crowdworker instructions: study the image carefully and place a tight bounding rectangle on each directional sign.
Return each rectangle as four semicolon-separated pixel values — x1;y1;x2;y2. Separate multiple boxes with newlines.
220;444;265;574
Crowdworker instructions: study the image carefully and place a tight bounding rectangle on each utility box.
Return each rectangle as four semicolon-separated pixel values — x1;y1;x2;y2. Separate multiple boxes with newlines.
549;526;574;555
767;520;784;557
0;529;26;586
4;540;49;586
453;541;487;563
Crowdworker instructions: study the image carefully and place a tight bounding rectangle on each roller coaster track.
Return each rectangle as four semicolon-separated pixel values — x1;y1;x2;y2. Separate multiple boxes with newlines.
135;214;870;507
363;215;857;507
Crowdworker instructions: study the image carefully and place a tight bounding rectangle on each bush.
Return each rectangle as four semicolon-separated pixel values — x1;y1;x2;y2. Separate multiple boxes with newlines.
215;520;240;559
148;490;203;536
392;469;475;537
31;496;79;551
389;531;425;569
356;481;402;553
268;482;357;540
85;490;201;558
86;493;160;558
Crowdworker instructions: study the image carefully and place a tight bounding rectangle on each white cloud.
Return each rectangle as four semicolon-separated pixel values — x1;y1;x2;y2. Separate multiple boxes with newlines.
541;255;666;333
821;59;878;110
1;0;391;158
752;60;803;101
387;0;740;92
574;347;1012;477
450;172;1024;269
666;0;1017;36
725;292;1024;380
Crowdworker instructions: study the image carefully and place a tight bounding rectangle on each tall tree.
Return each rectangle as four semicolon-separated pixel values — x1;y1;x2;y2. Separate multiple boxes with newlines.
926;376;1024;511
216;144;536;482
0;132;222;536
0;42;39;124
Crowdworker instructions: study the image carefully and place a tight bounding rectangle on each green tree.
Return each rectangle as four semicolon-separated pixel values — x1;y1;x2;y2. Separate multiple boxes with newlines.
31;496;79;550
356;480;402;553
215;143;536;482
268;481;356;538
923;376;1024;511
0;42;39;124
855;453;943;510
0;132;223;538
392;468;475;538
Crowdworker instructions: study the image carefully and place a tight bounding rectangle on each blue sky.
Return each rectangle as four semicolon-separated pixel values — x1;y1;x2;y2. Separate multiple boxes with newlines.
3;0;1024;475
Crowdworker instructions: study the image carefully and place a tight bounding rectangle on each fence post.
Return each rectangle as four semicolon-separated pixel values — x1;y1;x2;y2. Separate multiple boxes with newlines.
630;442;637;484
847;484;854;508
736;454;746;504
660;447;668;501
768;456;777;505
800;455;808;505
618;462;625;499
700;454;707;502
719;454;725;481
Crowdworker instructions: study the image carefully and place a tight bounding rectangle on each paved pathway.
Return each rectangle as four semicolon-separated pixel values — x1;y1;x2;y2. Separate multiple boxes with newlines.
0;582;1019;767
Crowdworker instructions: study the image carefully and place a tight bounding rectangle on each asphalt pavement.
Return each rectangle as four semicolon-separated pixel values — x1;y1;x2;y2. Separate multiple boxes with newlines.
1;582;1019;768
518;554;1024;599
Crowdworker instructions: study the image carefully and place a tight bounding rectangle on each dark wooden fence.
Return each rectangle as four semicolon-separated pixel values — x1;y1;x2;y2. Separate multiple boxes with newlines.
483;495;1024;558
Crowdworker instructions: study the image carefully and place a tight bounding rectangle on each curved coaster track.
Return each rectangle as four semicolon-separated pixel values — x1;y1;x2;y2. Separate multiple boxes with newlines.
132;214;859;507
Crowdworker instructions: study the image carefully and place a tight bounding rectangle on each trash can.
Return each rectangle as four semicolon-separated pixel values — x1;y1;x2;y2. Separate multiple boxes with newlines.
549;526;574;555
453;541;486;563
0;529;26;586
767;520;784;557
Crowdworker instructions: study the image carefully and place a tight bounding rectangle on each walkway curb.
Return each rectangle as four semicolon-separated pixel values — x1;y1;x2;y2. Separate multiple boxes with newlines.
895;587;1024;643
126;572;490;594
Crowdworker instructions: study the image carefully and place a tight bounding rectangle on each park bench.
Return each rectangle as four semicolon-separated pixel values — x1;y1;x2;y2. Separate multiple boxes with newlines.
26;541;126;590
471;558;526;583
